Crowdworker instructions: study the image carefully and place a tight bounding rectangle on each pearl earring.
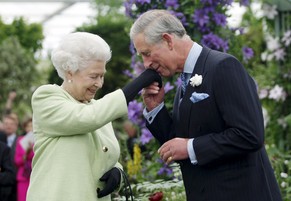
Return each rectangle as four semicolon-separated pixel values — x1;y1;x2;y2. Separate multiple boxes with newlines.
68;80;72;83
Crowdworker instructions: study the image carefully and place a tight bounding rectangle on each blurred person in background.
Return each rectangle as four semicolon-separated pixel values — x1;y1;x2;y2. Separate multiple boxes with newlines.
0;90;17;143
3;90;17;116
2;113;19;201
26;32;161;201
14;117;34;201
0;121;7;144
0;140;16;201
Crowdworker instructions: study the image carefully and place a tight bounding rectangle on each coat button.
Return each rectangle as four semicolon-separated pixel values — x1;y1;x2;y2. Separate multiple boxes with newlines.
102;146;108;152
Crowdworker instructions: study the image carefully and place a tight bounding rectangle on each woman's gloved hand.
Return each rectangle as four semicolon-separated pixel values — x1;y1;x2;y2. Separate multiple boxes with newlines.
122;69;162;104
97;167;121;198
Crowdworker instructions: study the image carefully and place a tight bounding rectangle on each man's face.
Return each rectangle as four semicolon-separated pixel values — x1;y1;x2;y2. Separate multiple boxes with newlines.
133;33;178;77
3;117;18;136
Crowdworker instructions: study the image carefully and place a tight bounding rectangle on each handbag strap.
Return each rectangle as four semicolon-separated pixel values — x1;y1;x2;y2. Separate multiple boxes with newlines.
120;169;134;201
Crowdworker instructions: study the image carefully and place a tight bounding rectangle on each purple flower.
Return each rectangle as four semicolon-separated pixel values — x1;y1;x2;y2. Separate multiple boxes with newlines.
158;165;173;176
175;76;182;87
201;33;229;52
124;1;134;17
171;11;189;27
242;46;254;62
123;69;134;78
221;0;234;5
128;100;144;125
193;9;210;28
132;61;146;76
157;159;173;176
213;13;227;27
136;0;151;5
239;0;250;6
165;0;179;10
164;82;174;94
140;128;153;144
201;0;218;6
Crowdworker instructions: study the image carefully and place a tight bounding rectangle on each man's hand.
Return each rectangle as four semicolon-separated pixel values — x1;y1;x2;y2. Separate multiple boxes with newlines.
142;82;165;111
158;138;189;165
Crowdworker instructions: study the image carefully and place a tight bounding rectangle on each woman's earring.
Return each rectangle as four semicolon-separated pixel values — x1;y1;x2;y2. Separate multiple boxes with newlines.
68;80;72;83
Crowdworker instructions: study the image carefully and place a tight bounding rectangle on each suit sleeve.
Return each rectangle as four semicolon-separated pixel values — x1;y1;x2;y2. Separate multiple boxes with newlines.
193;56;265;165
146;106;175;145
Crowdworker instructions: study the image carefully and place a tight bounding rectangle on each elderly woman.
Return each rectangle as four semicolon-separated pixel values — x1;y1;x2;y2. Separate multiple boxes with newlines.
26;32;161;201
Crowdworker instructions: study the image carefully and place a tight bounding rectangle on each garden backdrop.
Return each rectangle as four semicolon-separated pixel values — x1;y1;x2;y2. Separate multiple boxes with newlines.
0;0;290;200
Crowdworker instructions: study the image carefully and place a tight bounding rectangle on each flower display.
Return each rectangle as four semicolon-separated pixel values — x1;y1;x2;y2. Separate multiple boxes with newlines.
189;74;203;87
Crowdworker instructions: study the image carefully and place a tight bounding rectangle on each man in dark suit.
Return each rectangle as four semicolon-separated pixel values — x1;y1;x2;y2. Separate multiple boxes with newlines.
2;114;18;201
129;9;282;201
0;141;16;201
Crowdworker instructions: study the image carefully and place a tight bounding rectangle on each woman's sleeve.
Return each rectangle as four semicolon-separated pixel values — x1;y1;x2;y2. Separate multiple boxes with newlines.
32;85;128;137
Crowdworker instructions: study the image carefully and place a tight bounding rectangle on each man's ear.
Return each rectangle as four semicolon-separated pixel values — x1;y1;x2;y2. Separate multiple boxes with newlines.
162;33;174;50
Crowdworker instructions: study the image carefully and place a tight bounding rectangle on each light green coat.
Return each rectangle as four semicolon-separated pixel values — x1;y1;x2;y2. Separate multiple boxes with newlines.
26;84;127;201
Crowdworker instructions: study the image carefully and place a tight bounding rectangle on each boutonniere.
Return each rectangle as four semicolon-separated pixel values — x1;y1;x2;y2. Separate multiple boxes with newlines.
189;74;202;87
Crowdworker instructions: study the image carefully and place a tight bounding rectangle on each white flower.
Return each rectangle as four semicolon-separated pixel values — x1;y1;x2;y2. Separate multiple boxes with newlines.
282;30;291;47
268;84;286;101
281;182;287;188
280;172;288;178
273;48;286;61
262;4;278;19
266;35;281;51
189;74;202;87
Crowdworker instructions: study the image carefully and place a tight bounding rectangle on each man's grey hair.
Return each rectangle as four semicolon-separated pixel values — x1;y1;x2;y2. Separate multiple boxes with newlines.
51;32;111;80
130;9;187;45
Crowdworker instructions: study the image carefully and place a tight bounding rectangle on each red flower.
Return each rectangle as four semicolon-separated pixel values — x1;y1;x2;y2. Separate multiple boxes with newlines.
149;191;163;201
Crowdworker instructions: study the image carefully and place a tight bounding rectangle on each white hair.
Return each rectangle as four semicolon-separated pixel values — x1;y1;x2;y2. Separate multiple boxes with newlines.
51;32;112;80
130;9;187;45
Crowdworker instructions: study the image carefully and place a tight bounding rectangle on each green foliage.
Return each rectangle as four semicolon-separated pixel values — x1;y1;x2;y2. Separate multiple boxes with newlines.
0;17;44;119
0;17;43;53
0;37;39;117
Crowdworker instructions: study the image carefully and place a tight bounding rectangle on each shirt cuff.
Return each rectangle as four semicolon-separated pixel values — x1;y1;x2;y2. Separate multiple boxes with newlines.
187;138;198;165
143;102;164;124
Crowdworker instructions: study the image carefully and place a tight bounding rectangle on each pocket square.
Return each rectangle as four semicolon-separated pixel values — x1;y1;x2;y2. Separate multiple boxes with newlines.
190;92;209;103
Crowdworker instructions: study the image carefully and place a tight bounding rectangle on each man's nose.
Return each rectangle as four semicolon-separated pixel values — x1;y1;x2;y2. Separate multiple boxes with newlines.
142;57;152;69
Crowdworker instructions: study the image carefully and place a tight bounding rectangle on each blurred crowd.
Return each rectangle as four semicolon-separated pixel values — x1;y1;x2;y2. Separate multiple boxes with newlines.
0;90;34;201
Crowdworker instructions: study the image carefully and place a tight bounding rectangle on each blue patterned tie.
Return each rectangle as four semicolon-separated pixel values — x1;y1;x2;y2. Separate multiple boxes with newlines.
180;73;189;94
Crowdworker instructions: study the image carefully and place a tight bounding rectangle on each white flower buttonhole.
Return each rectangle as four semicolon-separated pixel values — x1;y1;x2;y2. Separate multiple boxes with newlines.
189;74;202;87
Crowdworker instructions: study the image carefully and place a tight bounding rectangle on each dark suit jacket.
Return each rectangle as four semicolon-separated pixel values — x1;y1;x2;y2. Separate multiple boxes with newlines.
147;47;282;201
0;141;16;201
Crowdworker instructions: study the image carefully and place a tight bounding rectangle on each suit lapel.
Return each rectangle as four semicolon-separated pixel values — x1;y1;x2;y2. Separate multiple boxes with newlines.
177;46;211;137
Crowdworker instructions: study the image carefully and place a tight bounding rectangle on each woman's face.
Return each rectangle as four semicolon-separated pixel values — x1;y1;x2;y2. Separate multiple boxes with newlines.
68;60;106;102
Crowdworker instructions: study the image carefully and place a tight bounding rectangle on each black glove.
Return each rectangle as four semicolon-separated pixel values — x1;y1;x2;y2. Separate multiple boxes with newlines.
122;69;162;104
97;167;121;198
